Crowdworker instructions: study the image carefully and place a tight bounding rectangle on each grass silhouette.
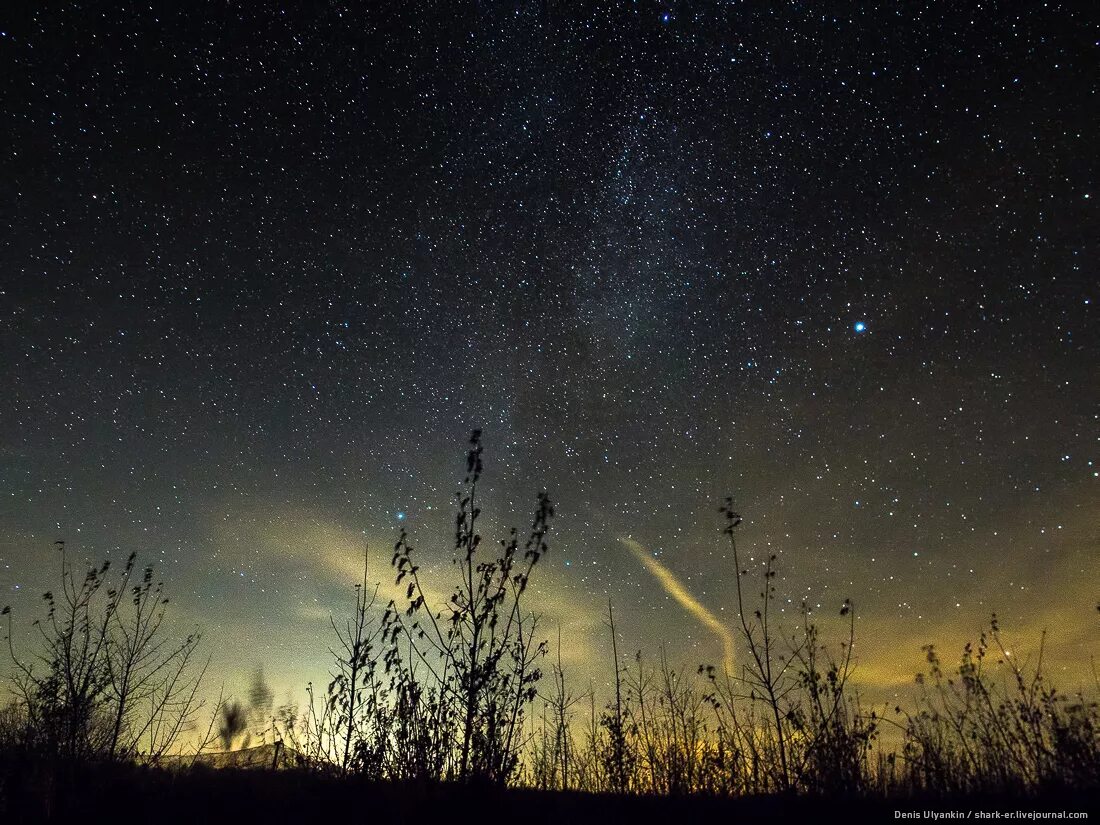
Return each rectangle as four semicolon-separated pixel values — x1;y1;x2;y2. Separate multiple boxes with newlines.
1;433;1096;821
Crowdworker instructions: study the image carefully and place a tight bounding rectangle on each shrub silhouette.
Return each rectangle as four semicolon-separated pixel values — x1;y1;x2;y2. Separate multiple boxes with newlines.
384;430;553;783
2;544;204;764
898;616;1100;794
291;431;554;785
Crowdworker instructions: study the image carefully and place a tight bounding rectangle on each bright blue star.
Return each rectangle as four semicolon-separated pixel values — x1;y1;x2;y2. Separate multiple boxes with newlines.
396;511;406;521
853;321;866;333
660;12;670;23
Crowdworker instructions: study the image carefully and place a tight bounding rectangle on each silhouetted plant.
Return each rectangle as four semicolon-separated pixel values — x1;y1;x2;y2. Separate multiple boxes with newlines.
898;616;1099;795
5;464;1096;810
786;599;878;794
599;598;635;793
292;547;390;776
246;667;275;744
719;499;794;791
556;502;883;797
218;700;247;752
528;625;582;790
2;543;204;763
386;430;554;784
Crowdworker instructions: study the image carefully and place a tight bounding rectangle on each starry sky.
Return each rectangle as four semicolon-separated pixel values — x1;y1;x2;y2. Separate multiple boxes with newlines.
1;3;1097;709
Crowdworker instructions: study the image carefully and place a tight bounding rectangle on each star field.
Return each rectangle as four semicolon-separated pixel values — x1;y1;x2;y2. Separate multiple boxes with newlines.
1;3;1096;703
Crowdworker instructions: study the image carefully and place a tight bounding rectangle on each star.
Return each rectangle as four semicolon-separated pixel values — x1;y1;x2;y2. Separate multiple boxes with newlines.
0;2;1092;767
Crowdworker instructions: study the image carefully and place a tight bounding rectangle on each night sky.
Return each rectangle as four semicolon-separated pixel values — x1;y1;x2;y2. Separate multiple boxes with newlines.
1;3;1096;708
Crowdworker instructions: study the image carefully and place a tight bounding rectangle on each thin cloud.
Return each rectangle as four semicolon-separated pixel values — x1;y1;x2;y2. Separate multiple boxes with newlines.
621;537;735;673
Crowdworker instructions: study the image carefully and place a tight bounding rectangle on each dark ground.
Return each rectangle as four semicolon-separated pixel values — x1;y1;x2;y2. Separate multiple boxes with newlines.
2;764;1097;825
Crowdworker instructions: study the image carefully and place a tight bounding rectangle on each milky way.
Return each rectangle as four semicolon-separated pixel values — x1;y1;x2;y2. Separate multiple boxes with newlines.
1;3;1096;706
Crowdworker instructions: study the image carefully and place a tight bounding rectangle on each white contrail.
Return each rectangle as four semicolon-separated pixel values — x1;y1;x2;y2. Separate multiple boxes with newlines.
621;537;735;673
